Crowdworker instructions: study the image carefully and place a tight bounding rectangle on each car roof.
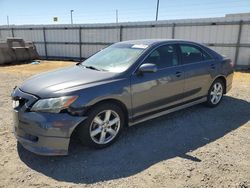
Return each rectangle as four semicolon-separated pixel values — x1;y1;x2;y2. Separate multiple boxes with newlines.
118;39;223;60
119;39;198;46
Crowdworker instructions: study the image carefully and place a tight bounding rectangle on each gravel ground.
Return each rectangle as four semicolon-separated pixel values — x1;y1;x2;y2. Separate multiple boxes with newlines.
0;61;250;188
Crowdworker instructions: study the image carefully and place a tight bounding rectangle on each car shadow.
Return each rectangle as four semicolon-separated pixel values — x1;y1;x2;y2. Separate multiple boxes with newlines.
17;96;250;184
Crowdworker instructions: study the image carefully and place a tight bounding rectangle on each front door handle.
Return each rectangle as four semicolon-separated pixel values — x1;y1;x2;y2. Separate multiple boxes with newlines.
210;64;215;69
175;71;182;77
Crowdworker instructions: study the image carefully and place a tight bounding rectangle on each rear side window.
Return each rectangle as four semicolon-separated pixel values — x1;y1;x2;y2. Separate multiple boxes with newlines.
180;44;212;64
144;44;179;69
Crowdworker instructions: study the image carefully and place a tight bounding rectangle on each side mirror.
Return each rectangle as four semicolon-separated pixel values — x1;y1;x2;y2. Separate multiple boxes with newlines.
138;63;157;74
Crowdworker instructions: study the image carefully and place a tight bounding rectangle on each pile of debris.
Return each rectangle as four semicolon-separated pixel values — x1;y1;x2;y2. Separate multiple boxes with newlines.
0;38;39;65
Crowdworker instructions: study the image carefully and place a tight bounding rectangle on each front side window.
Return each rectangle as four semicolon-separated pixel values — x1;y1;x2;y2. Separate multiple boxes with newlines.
143;44;179;69
180;44;212;64
81;43;147;73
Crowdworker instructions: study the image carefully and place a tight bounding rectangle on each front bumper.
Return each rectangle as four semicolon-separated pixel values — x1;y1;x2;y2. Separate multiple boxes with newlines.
12;88;87;156
13;110;86;155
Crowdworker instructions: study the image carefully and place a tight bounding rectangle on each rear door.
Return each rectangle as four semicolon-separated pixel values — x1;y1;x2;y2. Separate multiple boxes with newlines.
177;43;215;102
130;44;185;119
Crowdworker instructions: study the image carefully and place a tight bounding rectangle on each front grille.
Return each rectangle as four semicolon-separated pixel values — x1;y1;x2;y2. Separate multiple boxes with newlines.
12;88;38;111
18;98;27;108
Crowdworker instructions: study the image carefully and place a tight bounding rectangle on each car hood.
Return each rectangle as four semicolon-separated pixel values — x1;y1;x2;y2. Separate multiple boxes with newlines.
20;65;116;97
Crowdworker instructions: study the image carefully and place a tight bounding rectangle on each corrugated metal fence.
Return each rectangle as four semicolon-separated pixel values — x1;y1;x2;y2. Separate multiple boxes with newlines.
0;17;250;69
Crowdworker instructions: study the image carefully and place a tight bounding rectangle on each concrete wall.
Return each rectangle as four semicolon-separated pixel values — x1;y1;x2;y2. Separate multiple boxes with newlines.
0;13;249;68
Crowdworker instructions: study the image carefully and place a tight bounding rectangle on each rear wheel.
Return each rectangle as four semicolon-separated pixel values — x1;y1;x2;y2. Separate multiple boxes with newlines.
206;79;224;107
77;103;124;148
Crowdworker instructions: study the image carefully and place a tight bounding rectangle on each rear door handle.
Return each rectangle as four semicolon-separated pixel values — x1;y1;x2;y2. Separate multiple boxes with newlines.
175;71;182;77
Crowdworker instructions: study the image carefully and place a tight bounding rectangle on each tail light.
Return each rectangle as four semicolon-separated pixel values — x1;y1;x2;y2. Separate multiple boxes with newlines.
229;60;234;68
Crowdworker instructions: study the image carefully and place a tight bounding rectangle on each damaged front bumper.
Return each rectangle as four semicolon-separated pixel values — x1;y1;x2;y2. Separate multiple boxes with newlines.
12;88;87;156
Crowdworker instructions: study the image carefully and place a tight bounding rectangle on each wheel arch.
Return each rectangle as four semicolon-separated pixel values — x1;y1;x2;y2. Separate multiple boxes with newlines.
86;98;129;126
212;75;227;94
71;98;129;139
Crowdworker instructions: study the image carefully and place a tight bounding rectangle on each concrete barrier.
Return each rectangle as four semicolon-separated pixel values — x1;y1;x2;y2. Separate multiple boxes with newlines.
0;38;39;65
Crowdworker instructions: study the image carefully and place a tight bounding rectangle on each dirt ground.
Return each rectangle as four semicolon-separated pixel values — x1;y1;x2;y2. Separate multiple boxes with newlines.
0;61;249;188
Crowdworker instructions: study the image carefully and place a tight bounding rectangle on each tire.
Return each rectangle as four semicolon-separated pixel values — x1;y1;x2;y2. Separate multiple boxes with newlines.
77;102;125;149
206;79;225;107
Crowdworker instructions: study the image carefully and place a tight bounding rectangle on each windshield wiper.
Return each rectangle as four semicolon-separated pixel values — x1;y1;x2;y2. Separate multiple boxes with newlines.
81;65;106;71
85;65;100;71
80;65;100;71
76;63;107;71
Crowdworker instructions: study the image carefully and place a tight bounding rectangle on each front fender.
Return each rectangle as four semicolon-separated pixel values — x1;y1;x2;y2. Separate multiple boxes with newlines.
68;78;132;116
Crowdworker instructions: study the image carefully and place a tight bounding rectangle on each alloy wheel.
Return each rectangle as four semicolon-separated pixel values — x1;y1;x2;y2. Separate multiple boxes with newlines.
89;110;121;144
210;82;223;104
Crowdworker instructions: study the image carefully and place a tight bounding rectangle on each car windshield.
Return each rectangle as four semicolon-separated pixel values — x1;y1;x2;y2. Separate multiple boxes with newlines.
80;43;147;73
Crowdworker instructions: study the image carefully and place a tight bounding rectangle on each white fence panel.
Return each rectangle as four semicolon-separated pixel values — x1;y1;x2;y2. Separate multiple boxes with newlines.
46;29;79;42
47;44;79;58
14;29;44;42
238;47;250;66
210;46;236;62
0;30;12;41
35;44;46;57
81;28;119;43
81;44;107;58
240;24;250;43
122;27;172;40
175;25;239;43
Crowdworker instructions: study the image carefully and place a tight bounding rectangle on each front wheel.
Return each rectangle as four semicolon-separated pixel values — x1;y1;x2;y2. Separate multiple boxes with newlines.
206;79;224;107
77;103;125;149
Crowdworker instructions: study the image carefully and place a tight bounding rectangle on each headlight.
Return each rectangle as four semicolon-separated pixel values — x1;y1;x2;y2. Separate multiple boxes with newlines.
31;96;78;113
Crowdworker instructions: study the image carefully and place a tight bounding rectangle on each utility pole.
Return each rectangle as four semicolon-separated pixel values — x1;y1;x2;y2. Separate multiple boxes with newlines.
155;0;160;21
116;9;118;23
70;10;74;24
7;15;9;27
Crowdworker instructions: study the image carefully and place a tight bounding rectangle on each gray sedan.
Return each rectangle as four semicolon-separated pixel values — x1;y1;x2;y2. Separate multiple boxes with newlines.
11;39;234;155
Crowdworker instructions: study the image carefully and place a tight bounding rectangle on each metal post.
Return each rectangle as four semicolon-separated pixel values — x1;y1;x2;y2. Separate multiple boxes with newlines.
43;27;48;59
79;27;82;60
119;26;123;42
234;20;243;66
7;16;9;27
155;0;160;21
116;9;118;23
11;28;14;37
70;10;74;24
172;23;175;39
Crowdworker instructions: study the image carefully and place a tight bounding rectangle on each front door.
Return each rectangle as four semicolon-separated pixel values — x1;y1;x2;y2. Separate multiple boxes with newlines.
130;44;185;119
